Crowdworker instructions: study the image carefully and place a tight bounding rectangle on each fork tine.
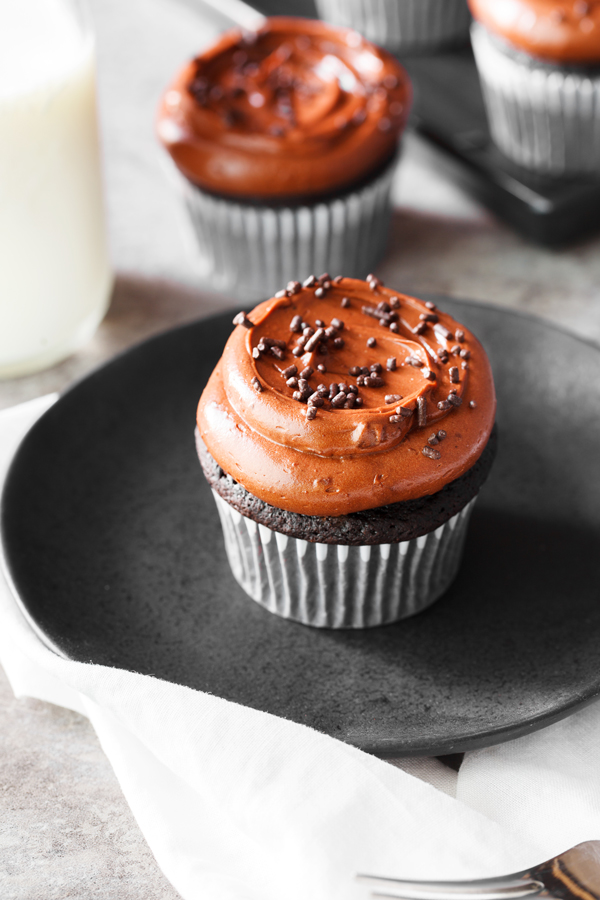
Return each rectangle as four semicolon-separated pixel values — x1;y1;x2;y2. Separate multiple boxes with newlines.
356;874;544;900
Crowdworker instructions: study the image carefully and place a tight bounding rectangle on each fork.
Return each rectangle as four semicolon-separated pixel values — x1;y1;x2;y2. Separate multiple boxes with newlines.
357;840;600;899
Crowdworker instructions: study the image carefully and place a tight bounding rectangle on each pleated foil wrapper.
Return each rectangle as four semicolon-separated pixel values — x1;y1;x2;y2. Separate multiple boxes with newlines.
315;0;471;52
472;24;600;175
213;490;476;628
180;160;395;301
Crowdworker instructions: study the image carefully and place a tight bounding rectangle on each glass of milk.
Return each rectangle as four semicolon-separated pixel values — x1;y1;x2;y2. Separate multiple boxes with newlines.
0;0;112;379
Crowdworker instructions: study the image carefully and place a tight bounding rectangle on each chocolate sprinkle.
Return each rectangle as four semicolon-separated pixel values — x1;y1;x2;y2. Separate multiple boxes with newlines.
314;287;325;299
385;394;402;404
354;397;363;407
274;290;287;298
283;365;298;377
344;395;356;409
233;311;252;329
437;400;452;410
341;297;350;308
317;364;327;373
469;400;477;409
422;446;441;460
333;275;344;284
390;296;400;309
399;406;413;418
437;430;447;441
349;366;361;376
413;322;428;335
304;328;325;352
420;313;439;323
329;383;339;397
390;323;399;333
251;376;262;393
252;347;261;359
306;405;317;420
449;366;460;384
434;324;454;341
331;318;344;330
448;393;463;407
425;301;437;310
331;392;347;407
315;319;325;328
388;415;402;424
370;363;383;374
417;396;427;427
460;349;471;359
367;337;377;348
456;329;465;342
308;394;324;407
406;356;423;368
286;377;298;388
428;433;439;445
367;375;384;387
293;390;305;402
300;366;313;379
333;337;345;349
292;346;303;357
387;357;397;371
270;346;284;360
302;275;316;288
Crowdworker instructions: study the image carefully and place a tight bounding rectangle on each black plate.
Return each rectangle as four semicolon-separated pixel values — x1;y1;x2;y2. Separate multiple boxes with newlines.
2;298;600;757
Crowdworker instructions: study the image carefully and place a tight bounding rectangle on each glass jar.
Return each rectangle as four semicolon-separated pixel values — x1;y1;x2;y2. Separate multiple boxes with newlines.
0;0;112;379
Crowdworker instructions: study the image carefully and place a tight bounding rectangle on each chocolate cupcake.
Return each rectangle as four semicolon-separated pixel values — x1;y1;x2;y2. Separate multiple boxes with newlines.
469;0;600;174
315;0;472;53
196;275;497;628
157;18;410;300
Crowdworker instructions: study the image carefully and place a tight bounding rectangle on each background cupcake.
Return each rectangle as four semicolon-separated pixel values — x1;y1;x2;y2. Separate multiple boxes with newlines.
469;0;600;175
196;275;497;628
315;0;472;53
157;18;410;301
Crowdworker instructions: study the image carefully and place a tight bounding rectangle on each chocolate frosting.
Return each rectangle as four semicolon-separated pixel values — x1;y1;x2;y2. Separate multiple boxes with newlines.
196;277;496;517
157;17;411;200
469;0;600;63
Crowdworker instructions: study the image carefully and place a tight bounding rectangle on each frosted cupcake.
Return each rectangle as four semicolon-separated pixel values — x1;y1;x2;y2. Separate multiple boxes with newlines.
196;274;497;628
157;17;410;301
469;0;600;174
315;0;472;53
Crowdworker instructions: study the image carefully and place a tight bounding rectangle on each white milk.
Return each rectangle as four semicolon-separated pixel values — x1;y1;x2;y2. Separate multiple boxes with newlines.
0;0;112;378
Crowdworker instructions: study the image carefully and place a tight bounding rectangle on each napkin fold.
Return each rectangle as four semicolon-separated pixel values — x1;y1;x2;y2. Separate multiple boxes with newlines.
0;397;598;900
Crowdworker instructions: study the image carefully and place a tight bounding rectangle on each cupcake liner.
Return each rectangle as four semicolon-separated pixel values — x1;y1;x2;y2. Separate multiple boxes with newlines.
471;24;600;175
315;0;471;52
179;160;395;301
212;490;476;628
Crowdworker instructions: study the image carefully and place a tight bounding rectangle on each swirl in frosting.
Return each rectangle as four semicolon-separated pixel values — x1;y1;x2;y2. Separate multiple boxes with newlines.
469;0;600;63
157;17;410;200
197;276;496;517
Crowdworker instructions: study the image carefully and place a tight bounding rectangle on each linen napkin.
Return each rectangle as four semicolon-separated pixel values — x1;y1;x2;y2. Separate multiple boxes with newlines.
0;397;598;900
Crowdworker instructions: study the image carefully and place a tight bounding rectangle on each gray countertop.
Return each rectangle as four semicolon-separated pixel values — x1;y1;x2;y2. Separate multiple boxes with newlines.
1;0;599;896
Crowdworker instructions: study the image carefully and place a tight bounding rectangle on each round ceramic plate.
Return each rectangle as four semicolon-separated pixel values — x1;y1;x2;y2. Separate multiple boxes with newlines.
2;297;600;757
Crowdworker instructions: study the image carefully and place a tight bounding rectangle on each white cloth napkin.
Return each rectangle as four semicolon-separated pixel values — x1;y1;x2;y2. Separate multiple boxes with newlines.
1;397;598;900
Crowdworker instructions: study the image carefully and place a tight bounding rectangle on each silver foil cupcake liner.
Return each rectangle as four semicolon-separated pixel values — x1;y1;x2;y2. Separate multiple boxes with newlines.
471;24;600;175
180;161;395;301
212;490;476;628
315;0;471;52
